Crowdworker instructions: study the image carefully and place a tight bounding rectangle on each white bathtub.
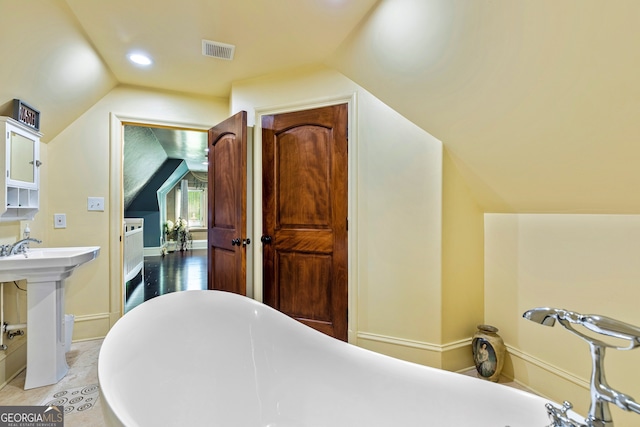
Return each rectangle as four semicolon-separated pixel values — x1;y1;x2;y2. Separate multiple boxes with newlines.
99;290;555;426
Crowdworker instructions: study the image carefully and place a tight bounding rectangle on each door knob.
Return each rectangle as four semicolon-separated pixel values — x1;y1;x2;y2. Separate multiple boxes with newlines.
231;238;241;246
242;238;251;246
260;235;272;244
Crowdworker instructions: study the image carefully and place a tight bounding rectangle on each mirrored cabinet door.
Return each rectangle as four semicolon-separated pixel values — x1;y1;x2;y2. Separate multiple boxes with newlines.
1;116;41;221
9;130;36;184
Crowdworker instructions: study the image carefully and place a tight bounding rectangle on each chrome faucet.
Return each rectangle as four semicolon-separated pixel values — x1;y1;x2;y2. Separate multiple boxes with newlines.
7;237;42;256
523;307;640;427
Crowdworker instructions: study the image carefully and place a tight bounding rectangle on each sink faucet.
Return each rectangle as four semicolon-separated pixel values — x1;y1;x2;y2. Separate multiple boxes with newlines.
523;307;640;426
7;238;42;256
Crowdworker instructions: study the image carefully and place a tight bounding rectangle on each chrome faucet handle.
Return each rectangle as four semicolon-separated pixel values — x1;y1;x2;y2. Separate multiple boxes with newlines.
524;307;640;351
577;314;640;350
546;401;586;427
0;244;10;257
557;312;640;351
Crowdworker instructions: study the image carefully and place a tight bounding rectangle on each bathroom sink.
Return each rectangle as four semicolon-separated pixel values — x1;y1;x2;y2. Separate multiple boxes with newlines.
0;245;101;389
0;246;100;282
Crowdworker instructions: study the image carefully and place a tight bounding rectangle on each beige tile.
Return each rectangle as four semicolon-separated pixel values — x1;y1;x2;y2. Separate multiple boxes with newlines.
0;339;106;426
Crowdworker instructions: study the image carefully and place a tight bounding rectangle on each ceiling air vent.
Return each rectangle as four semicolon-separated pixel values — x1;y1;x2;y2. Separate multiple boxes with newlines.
202;40;235;60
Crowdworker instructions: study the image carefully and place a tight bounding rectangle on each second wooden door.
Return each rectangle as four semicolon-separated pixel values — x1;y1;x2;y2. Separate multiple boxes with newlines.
261;104;348;341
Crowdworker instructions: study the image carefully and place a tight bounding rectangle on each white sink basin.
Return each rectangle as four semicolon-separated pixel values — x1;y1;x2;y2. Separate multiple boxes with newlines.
0;245;101;389
0;246;100;282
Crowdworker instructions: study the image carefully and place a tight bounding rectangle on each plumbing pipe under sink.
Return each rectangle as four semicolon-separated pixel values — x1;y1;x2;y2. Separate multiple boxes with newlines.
4;323;27;331
0;282;28;350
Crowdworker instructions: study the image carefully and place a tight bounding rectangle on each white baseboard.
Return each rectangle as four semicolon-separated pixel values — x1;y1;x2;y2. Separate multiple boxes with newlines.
357;331;471;352
505;344;589;390
72;312;111;341
356;331;473;370
354;332;591;400
145;240;207;256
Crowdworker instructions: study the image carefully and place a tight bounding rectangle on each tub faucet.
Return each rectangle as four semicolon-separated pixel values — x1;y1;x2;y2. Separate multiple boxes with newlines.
546;401;586;427
523;307;640;427
8;237;42;256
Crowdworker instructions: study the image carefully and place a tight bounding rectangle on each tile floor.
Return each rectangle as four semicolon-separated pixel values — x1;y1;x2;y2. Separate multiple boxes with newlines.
0;339;106;427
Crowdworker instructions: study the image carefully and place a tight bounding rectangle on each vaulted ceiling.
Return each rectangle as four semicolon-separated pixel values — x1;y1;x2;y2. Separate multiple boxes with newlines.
64;0;379;98
2;0;639;213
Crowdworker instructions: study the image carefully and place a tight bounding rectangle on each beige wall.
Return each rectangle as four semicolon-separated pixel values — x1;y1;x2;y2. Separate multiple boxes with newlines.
232;65;483;369
485;213;640;425
441;149;484;370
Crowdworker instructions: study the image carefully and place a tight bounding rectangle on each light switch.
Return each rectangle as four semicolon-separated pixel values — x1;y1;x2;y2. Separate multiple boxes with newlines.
88;197;105;211
54;213;66;229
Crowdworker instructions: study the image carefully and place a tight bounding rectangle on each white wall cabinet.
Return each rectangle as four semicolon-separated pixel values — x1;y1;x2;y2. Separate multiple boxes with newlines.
0;116;41;221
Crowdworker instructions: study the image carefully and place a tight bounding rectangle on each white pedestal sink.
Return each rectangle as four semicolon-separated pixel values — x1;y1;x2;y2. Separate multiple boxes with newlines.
0;246;100;389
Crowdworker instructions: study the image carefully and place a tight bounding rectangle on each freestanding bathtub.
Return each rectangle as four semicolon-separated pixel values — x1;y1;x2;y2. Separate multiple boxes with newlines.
99;290;558;426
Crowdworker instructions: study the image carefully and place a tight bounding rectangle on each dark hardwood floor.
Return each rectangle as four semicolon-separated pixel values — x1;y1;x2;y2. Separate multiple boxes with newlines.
125;249;207;313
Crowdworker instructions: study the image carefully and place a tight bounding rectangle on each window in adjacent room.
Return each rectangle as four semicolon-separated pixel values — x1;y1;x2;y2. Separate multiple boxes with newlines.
188;188;207;228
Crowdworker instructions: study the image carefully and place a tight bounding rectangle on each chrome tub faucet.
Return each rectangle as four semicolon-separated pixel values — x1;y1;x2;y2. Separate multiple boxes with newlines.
523;307;640;427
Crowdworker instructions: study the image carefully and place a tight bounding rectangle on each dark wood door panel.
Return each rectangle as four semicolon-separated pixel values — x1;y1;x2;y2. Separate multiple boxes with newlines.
208;111;247;295
209;228;236;250
211;135;238;228
262;104;348;341
276;129;331;228
211;248;240;294
273;229;333;253
277;252;332;321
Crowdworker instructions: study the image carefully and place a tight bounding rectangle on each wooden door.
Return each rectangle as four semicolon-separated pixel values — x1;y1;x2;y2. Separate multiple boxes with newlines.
207;111;248;295
262;104;348;341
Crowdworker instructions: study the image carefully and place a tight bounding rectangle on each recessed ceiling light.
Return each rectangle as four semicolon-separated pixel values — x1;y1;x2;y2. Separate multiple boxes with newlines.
128;53;153;66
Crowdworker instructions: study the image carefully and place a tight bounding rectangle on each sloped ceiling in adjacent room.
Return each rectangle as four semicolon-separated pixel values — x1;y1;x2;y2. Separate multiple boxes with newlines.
123;125;207;208
2;0;640;214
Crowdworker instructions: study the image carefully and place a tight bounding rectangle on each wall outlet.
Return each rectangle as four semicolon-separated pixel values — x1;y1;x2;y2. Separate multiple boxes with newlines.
54;213;66;229
88;197;105;212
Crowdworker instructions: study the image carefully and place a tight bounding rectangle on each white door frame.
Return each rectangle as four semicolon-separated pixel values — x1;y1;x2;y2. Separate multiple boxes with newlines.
108;113;212;323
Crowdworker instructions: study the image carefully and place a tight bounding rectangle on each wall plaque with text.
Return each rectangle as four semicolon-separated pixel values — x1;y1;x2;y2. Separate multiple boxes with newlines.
12;99;40;131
